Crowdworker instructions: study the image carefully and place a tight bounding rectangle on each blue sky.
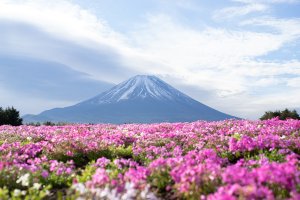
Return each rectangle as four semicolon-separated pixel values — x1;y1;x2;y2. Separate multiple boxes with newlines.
0;0;300;119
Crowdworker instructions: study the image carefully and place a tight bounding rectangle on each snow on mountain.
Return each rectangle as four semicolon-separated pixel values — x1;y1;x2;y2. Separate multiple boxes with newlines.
78;75;191;105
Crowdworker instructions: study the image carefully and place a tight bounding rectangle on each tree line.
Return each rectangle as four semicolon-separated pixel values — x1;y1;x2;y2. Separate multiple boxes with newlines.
260;108;300;120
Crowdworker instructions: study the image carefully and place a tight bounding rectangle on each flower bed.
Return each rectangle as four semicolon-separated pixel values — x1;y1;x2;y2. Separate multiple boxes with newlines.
0;118;299;199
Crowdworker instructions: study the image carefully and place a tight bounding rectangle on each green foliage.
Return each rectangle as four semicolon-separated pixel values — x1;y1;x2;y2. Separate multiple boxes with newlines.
181;178;221;200
111;145;133;159
43;121;56;126
9;185;51;200
148;167;173;194
76;158;133;185
154;138;171;147
26;122;41;126
260;108;300;120
133;153;150;165
0;187;9;200
45;173;73;189
0;106;23;126
0;183;51;200
46;144;133;168
26;121;71;126
268;183;290;199
76;162;96;183
232;133;242;140
220;151;242;164
0;167;21;190
260;149;286;162
41;121;70;126
220;149;286;164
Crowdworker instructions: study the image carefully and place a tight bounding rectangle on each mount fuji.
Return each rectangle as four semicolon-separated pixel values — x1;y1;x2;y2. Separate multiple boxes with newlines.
23;75;237;123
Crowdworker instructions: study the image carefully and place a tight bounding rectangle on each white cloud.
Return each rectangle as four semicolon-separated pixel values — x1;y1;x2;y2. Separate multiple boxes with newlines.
0;0;122;46
159;0;201;11
215;0;300;20
233;0;299;3
287;77;300;87
214;3;268;19
0;0;136;83
1;0;300;119
126;14;300;118
128;15;300;89
241;17;300;39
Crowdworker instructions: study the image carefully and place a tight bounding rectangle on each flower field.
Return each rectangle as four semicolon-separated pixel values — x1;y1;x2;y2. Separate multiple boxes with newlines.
0;119;300;200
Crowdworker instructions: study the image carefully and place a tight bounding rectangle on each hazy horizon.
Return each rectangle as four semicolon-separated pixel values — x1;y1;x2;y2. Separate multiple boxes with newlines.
1;0;300;120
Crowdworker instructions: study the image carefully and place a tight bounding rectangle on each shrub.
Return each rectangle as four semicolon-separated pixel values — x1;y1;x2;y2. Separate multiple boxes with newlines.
260;108;300;120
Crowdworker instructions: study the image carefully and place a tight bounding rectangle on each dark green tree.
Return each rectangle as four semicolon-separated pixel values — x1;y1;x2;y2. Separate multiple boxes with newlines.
260;108;300;120
0;107;23;126
0;107;7;125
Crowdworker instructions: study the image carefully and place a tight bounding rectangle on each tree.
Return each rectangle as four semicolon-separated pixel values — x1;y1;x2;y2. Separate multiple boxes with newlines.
0;107;7;125
0;106;23;126
260;108;300;120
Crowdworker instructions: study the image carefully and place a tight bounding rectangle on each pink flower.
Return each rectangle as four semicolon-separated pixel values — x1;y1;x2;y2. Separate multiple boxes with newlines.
88;168;110;187
41;170;49;178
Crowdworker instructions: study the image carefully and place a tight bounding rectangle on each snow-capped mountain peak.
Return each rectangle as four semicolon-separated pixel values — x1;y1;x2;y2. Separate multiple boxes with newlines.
24;75;237;123
80;75;191;105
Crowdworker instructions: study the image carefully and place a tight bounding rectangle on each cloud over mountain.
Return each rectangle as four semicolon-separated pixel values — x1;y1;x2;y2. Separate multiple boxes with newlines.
0;0;300;119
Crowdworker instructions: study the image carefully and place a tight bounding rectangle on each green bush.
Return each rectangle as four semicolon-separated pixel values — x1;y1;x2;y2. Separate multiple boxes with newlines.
260;108;300;120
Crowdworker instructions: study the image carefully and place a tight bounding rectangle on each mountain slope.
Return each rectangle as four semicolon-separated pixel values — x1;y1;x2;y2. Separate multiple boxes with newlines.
78;75;197;105
23;75;237;123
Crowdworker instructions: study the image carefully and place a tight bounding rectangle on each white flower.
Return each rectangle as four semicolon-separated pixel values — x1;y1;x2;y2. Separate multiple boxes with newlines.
140;185;158;200
33;183;42;190
99;186;110;198
16;173;30;187
121;182;136;200
140;185;149;199
26;136;32;141
145;193;159;200
13;189;21;196
71;183;86;194
45;190;50;196
107;188;119;200
76;197;86;200
93;187;119;200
